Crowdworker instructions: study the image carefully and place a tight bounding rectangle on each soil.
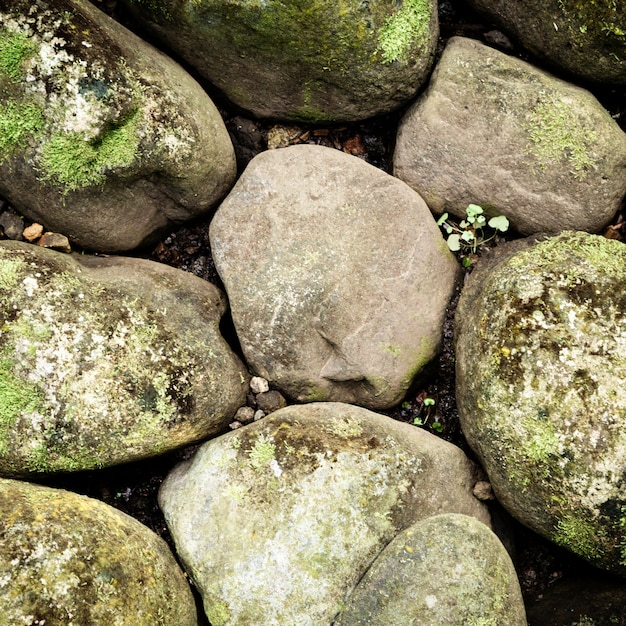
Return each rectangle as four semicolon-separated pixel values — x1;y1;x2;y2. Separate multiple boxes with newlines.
2;0;626;624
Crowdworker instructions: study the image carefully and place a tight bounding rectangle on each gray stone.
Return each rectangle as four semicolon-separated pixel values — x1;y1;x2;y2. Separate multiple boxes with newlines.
210;145;460;410
118;0;439;122
394;37;626;236
0;0;236;253
464;0;626;85
335;514;526;626
0;478;197;626
455;231;626;574
0;241;247;476
159;402;490;626
249;376;270;394
255;390;287;414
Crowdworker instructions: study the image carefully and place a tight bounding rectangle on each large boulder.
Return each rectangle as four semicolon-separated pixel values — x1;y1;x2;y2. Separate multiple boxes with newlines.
159;402;490;626
335;514;526;626
118;0;439;122
210;145;460;410
0;241;247;477
0;0;236;253
0;478;197;626
394;37;626;235
455;231;626;574
464;0;626;85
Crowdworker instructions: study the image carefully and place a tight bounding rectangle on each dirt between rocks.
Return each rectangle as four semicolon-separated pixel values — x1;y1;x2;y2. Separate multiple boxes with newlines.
1;1;625;624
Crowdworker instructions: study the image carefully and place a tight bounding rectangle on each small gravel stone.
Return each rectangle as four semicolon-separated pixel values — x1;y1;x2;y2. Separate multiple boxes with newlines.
37;232;71;253
0;211;24;240
250;376;270;394
229;421;243;430
253;410;265;421
234;406;255;424
22;223;44;242
255;390;287;413
473;481;495;501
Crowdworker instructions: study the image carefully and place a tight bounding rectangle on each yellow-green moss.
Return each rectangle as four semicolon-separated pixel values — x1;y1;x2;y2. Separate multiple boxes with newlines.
0;28;36;80
248;434;276;470
39;109;141;193
0;100;44;161
554;514;604;560
526;95;597;180
377;0;432;64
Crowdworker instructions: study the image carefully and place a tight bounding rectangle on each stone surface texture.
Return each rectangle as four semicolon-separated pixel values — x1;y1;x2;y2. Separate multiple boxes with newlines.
210;144;460;410
455;231;626;574
0;241;247;476
0;478;197;626
335;514;526;626
464;0;626;85
159;402;490;626
394;37;626;235
0;0;236;252
118;0;439;122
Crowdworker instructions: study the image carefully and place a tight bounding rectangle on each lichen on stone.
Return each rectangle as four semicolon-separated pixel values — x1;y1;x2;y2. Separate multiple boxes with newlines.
525;93;597;180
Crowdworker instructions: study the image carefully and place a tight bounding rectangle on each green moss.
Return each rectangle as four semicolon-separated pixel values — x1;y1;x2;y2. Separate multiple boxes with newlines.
0;356;45;456
205;598;231;626
127;0;173;20
248;434;276;470
39;109;141;193
377;0;432;64
0;101;44;161
0;256;25;291
557;0;625;52
526;95;597;180
554;514;603;560
0;28;37;80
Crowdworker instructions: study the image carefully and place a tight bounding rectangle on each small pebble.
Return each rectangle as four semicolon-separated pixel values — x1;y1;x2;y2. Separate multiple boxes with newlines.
253;410;265;421
23;222;44;242
473;480;495;501
37;232;71;253
250;376;270;394
234;406;255;425
229;421;243;430
255;390;287;413
0;211;24;240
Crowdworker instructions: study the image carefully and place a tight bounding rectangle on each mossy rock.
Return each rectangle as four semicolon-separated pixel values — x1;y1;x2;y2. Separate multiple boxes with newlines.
118;0;438;122
0;241;247;477
0;0;235;252
159;402;490;625
394;37;626;236
0;478;197;626
335;514;526;626
455;231;626;574
465;0;626;85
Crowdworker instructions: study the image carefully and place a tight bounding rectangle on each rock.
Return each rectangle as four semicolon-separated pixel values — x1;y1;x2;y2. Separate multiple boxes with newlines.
0;211;23;240
210;145;460;410
335;514;526;626
0;478;197;626
159;402;490;626
22;222;44;242
234;406;255;425
249;376;270;395
118;0;439;122
0;241;247;476
394;37;626;236
464;0;626;85
255;390;287;414
0;0;236;253
455;231;626;574
37;232;72;253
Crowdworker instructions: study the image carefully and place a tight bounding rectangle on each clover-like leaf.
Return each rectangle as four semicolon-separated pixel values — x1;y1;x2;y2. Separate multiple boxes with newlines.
446;234;461;251
461;230;475;242
436;213;449;226
488;215;510;232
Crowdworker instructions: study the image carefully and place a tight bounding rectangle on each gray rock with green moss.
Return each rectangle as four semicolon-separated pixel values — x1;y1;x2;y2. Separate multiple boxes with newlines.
0;478;197;626
117;0;438;122
0;0;236;253
394;37;626;235
455;231;626;574
464;0;626;85
0;240;247;477
209;145;460;410
159;402;491;626
335;513;526;626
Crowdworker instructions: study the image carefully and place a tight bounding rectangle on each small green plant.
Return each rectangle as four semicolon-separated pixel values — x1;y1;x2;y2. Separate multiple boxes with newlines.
411;396;442;432
437;204;509;256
